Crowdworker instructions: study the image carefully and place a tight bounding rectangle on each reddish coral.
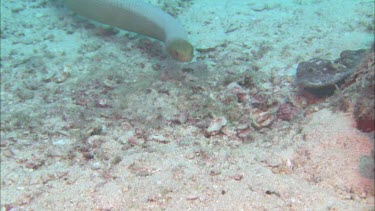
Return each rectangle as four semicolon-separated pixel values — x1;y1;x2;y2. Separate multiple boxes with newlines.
277;103;298;121
356;117;375;132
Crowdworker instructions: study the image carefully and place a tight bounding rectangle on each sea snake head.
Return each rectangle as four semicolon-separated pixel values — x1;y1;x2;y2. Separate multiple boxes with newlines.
167;39;194;62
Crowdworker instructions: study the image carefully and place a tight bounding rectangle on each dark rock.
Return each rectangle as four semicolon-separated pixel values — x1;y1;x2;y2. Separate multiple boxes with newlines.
296;49;369;96
296;58;351;95
335;49;368;69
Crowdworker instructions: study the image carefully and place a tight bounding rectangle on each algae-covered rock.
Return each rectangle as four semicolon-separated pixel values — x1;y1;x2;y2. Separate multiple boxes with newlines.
341;51;375;132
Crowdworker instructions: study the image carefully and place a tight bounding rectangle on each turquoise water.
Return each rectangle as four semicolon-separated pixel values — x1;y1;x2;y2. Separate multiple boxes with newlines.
0;0;374;209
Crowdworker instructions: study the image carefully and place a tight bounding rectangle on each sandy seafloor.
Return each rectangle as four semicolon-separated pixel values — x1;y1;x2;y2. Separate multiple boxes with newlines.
1;0;374;210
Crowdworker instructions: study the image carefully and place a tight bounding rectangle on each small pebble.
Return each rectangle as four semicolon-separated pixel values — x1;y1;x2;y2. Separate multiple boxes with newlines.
91;162;102;170
206;117;227;136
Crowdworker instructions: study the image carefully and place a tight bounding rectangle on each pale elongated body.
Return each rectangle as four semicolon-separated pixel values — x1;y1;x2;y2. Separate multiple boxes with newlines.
65;0;193;62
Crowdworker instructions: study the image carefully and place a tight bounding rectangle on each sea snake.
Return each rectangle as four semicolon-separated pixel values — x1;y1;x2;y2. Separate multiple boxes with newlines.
65;0;194;62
